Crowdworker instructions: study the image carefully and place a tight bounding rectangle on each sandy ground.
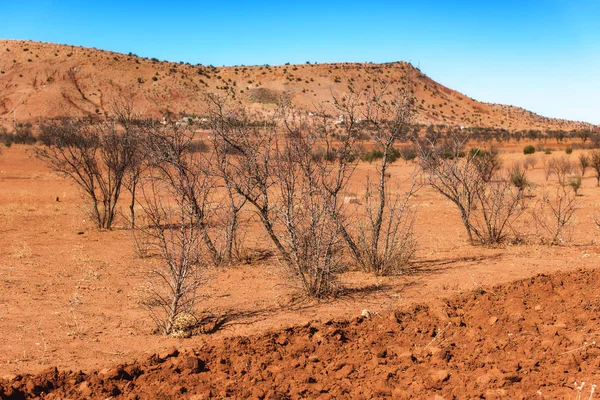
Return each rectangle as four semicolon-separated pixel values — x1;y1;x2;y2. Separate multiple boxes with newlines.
1;144;599;380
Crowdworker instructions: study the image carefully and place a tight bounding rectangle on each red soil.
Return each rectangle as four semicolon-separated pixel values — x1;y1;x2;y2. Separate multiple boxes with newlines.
2;268;600;399
2;145;600;399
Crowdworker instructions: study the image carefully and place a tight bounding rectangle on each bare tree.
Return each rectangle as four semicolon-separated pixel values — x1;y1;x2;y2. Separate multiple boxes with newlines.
111;100;148;230
353;176;418;275
216;184;247;264
206;117;248;264
35;118;139;229
532;186;578;245
136;174;205;335
123;152;146;230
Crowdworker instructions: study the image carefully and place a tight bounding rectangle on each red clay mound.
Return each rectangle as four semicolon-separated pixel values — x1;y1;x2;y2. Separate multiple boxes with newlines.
2;268;600;399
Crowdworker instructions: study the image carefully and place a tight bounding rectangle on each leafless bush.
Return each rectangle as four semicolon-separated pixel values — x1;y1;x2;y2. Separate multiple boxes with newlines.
579;153;590;176
547;156;574;185
205;94;346;297
416;131;524;245
471;177;525;244
35;118;141;229
331;84;419;275
214;190;248;264
542;158;552;181
205;114;248;264
591;151;600;186
353;176;418;275
522;155;537;170
274;127;346;296
532;186;578;245
144;125;223;266
470;147;502;182
135;175;206;335
111;100;148;229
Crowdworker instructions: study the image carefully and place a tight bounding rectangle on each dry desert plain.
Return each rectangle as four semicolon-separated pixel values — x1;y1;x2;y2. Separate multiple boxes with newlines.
1;143;600;398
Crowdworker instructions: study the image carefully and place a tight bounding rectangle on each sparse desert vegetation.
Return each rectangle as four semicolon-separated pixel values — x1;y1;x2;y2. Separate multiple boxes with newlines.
1;41;600;399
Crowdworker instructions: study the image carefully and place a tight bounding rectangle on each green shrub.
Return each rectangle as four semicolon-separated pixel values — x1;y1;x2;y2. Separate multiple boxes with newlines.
440;148;465;159
523;145;535;155
387;147;401;163
565;147;573;154
509;164;528;191
568;174;582;194
361;149;383;163
400;146;417;162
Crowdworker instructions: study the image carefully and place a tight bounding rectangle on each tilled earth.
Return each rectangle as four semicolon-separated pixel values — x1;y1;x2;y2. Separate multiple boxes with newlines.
3;268;600;399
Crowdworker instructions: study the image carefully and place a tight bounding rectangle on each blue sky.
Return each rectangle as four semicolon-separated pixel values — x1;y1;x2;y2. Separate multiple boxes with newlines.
2;0;599;124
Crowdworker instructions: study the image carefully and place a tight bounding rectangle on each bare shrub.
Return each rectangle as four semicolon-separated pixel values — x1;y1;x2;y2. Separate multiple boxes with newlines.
353;176;418;275
205;95;346;297
522;155;537;170
469;147;502;182
547;156;574;186
591;151;600;186
532;186;578;245
135;175;205;335
111;100;147;229
35;118;140;229
274;128;346;296
416;131;524;245
579;153;590;176
144;125;222;265
542;158;552;181
214;189;247;264
331;84;419;275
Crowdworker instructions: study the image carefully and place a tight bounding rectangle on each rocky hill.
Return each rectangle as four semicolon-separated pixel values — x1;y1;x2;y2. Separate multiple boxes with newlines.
0;40;595;131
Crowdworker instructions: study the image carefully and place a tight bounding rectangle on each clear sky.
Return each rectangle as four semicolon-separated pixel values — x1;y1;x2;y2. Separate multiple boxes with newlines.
2;0;599;124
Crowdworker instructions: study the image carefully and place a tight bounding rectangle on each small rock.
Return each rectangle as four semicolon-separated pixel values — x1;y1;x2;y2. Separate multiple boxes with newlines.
181;356;204;373
488;316;498;325
429;369;450;383
159;347;179;360
335;364;354;379
251;387;265;399
276;336;288;346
